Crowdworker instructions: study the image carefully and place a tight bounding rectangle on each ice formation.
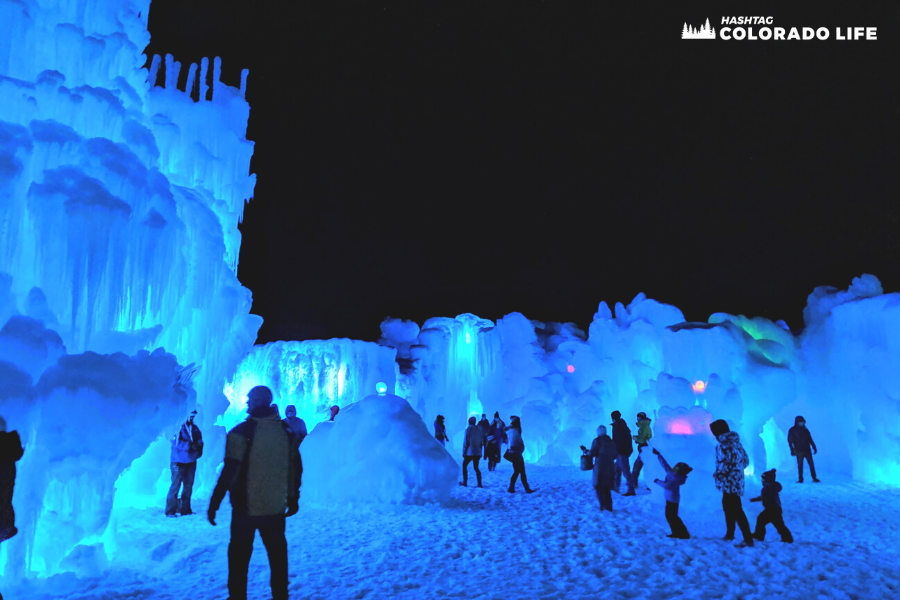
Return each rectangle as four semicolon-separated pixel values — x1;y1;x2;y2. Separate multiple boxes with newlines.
300;392;458;505
0;0;258;579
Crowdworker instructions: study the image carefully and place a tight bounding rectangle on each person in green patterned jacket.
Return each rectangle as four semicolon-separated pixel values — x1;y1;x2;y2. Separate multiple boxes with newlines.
631;412;653;488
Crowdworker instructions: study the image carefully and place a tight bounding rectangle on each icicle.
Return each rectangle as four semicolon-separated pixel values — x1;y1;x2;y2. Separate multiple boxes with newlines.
240;68;249;99
164;54;175;89
186;63;198;98
199;57;209;101
212;56;223;101
148;54;161;87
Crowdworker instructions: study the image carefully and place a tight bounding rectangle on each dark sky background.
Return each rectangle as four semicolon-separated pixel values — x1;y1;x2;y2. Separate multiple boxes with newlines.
146;1;899;343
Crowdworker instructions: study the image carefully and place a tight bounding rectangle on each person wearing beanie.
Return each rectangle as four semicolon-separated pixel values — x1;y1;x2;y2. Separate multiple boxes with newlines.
505;416;534;493
631;411;653;488
165;408;204;517
610;411;636;496
461;416;485;488
0;416;24;543
710;419;754;547
750;469;793;543
584;425;617;511
788;416;819;483
651;448;691;539
434;415;449;447
208;385;302;600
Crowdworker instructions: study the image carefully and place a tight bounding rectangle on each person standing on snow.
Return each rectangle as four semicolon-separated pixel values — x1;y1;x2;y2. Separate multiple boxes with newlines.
750;469;793;543
166;409;204;517
486;414;504;471
328;405;340;421
461;416;485;487
610;411;636;496
208;386;302;600
631;411;653;488
505;416;534;493
788;416;819;483
0;416;24;542
434;415;449;447
283;405;308;445
652;448;692;539
478;414;491;460
710;419;754;547
583;425;616;511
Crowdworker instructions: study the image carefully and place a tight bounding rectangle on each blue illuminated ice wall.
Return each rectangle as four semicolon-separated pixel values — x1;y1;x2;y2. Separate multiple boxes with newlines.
229;275;899;486
0;0;259;580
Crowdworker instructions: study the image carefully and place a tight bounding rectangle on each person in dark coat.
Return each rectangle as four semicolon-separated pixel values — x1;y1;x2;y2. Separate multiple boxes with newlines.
0;416;24;543
461;416;485;487
478;414;491;460
711;419;754;547
652;448;692;539
788;416;819;483
166;409;204;517
750;469;793;543
208;386;302;600
283;405;308;444
584;425;617;511
610;411;636;496
486;414;504;471
434;415;449;447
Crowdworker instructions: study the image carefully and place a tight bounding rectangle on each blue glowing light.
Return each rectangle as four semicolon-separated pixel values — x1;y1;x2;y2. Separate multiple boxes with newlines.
376;382;387;395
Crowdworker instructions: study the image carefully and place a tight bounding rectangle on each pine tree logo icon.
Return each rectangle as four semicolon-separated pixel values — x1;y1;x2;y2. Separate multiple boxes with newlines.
682;18;716;39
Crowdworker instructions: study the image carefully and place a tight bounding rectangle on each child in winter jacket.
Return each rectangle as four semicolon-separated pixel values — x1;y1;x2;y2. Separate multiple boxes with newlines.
750;469;793;543
652;448;692;539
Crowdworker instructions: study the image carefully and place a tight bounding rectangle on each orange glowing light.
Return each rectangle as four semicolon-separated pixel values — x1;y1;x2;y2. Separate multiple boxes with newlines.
669;421;694;435
567;365;575;373
692;380;707;394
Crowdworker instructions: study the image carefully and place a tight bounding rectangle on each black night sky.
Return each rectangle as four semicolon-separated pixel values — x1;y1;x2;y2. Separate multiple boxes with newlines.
146;1;899;343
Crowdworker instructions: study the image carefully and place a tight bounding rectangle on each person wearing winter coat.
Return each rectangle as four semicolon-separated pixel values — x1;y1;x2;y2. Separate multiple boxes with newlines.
611;411;636;496
478;414;491;459
434;415;449;447
461;416;485;487
788;416;819;483
166;409;204;517
651;448;692;539
631;412;653;487
328;405;340;421
505;416;533;493
0;416;24;543
585;425;617;511
710;419;754;547
750;469;793;543
283;405;308;445
486;415;504;471
208;386;302;600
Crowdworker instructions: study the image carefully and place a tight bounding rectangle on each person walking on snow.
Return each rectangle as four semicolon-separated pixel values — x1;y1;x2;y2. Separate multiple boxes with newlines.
583;425;616;511
611;411;636;496
0;416;24;543
283;405;308;445
166;409;204;517
710;419;754;547
505;416;533;493
631;412;653;488
651;448;692;539
208;386;302;600
461;416;485;487
750;469;793;543
478;414;491;460
434;415;449;447
788;416;819;483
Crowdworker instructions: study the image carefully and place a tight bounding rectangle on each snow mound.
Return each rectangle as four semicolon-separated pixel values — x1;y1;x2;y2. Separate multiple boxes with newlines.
301;393;458;505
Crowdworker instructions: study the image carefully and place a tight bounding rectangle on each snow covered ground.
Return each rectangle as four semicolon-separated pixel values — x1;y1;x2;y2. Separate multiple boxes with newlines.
4;465;898;600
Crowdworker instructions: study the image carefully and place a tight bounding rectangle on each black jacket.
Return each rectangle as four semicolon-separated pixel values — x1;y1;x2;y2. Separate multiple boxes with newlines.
0;430;24;490
788;425;816;454
611;419;633;457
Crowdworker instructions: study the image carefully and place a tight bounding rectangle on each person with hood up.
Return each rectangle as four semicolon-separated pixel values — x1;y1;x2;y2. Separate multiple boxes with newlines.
710;419;754;547
788;416;819;483
166;408;204;517
610;411;636;496
0;416;24;543
478;414;491;460
505;416;534;493
283;405;308;445
750;469;793;543
434;415;449;447
461;416;485;487
631;411;653;488
651;448;692;539
582;425;616;511
208;386;302;600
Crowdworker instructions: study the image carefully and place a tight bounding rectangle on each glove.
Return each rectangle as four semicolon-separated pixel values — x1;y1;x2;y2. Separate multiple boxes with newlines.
813;448;817;455
286;499;299;517
207;507;217;526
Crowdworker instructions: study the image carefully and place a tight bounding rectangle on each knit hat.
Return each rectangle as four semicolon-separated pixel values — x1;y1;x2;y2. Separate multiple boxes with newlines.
636;411;649;421
673;462;693;476
247;386;273;411
762;469;777;482
710;419;730;438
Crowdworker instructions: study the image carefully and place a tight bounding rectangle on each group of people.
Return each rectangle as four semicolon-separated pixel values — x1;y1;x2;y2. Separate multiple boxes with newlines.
583;410;819;546
436;411;534;493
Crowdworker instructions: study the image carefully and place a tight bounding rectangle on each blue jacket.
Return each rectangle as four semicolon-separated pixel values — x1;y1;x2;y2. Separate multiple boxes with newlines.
463;425;484;457
752;480;783;510
283;416;308;444
170;421;203;463
654;454;687;503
